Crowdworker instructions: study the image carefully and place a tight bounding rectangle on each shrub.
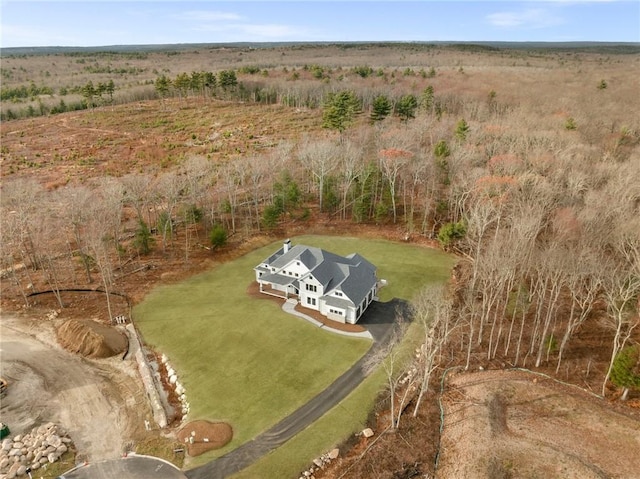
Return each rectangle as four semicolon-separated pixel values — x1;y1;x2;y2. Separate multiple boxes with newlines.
134;220;154;255
611;345;640;398
437;221;467;249
209;224;228;249
565;117;577;130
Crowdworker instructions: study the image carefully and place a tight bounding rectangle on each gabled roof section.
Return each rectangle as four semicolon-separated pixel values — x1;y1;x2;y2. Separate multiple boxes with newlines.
256;241;377;306
338;261;376;306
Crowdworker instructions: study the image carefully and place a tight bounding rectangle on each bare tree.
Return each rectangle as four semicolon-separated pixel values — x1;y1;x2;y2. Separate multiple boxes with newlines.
60;186;94;283
1;178;44;271
556;246;604;373
411;284;456;416
378;148;412;223
298;137;339;212
95;177;125;259
337;139;364;220
85;198;117;322
601;260;640;396
180;156;213;261
240;155;268;231
122;173;153;224
363;316;409;431
155;171;183;253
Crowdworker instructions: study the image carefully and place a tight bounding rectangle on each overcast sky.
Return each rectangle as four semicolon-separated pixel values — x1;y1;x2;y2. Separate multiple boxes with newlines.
1;1;638;48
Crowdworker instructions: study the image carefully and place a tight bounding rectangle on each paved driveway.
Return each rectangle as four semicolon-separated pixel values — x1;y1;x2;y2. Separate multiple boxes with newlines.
185;299;407;479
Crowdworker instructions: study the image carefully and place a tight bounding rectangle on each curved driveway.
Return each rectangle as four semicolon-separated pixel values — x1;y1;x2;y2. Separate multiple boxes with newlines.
186;299;408;479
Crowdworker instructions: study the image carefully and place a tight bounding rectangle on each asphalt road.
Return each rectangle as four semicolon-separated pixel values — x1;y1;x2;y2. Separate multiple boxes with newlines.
60;455;188;479
186;299;408;479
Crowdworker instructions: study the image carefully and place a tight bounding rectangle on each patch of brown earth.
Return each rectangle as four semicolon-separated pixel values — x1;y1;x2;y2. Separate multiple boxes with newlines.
177;420;233;457
56;319;128;358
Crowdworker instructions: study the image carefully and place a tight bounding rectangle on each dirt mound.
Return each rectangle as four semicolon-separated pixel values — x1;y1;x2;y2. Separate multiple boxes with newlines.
56;319;128;358
177;420;233;456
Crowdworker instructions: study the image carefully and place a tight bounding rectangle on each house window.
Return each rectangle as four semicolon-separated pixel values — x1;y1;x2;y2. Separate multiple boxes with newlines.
306;297;316;306
295;273;299;277
329;308;343;316
271;268;276;273
296;261;300;266
335;291;343;297
305;284;317;292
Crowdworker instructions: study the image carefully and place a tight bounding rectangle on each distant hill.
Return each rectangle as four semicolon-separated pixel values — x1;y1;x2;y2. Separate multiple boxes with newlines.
2;41;639;57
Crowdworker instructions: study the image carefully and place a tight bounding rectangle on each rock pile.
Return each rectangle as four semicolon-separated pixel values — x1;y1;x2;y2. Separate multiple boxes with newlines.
298;448;340;479
0;423;72;478
161;354;190;420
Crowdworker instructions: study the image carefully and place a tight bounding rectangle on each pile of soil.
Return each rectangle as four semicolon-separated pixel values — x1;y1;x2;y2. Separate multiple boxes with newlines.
177;420;233;456
56;319;128;358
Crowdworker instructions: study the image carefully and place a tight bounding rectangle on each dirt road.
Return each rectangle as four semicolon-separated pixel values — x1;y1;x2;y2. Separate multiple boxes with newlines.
0;315;151;462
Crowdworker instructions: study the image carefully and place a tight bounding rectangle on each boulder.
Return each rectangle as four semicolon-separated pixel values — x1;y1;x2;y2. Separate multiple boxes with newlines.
7;462;21;478
47;452;58;463
313;458;323;468
16;465;26;476
47;435;61;448
328;448;340;459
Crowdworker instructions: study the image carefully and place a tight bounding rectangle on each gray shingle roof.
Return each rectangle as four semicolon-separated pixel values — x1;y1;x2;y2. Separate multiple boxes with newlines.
256;242;377;307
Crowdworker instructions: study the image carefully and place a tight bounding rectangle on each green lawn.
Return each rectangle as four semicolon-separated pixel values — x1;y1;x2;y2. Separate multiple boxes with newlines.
133;235;455;465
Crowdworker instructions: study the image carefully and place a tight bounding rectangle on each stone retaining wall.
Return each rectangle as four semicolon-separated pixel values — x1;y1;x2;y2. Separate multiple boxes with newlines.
125;324;168;428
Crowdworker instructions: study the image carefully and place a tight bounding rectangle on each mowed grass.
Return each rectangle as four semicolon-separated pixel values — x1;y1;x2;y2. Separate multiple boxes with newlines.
134;235;455;463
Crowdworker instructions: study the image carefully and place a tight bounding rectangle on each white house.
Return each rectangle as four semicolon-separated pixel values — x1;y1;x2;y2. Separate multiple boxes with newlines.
254;240;379;324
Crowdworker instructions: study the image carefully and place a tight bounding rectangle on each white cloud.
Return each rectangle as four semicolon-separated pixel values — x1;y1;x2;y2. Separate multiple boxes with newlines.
174;8;310;40
486;8;564;29
175;10;244;22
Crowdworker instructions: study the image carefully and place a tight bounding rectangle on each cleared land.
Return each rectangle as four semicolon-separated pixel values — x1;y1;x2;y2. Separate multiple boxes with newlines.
133;235;455;467
438;370;640;479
